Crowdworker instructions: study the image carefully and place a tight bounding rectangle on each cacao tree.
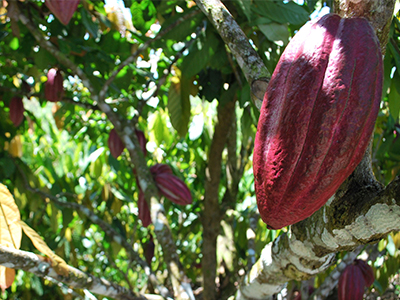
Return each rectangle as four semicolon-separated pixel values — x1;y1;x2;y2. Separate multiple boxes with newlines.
0;0;400;300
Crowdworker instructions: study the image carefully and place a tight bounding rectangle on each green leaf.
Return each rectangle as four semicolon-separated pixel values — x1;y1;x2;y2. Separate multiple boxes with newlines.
34;48;56;70
259;22;289;46
131;1;145;30
252;1;309;25
388;39;400;78
160;8;201;42
9;37;19;50
235;0;252;21
388;77;400;120
181;33;220;78
167;77;191;137
80;8;99;39
150;110;172;146
383;48;393;97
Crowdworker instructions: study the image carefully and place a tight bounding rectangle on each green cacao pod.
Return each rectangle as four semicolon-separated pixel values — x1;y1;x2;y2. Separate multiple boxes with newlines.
253;14;383;229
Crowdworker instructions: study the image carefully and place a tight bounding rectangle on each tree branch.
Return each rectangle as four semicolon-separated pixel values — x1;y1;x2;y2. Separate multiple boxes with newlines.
202;97;236;300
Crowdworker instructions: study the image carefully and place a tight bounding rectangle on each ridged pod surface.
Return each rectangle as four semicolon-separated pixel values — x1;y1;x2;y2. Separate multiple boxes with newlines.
338;260;374;300
253;14;383;229
45;0;80;25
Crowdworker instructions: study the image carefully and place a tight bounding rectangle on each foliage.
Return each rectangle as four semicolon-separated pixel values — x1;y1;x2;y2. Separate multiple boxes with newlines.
0;0;399;299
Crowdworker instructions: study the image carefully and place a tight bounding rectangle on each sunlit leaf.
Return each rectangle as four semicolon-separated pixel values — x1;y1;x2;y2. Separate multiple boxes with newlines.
0;184;22;291
0;183;22;249
19;221;69;277
259;22;289;46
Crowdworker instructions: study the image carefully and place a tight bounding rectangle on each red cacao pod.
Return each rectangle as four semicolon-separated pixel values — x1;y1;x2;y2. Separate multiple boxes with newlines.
354;259;374;286
143;234;155;266
253;14;383;229
138;188;152;227
45;68;64;102
45;0;80;25
108;128;125;158
9;97;24;127
150;163;173;175
135;129;147;157
154;172;192;205
338;261;370;300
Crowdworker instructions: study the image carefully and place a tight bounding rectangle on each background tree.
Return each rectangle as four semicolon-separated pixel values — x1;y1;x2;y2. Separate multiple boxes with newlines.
0;0;400;300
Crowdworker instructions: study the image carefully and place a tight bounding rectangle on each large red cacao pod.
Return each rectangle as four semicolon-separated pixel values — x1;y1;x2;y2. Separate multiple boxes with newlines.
108;128;125;158
9;97;24;127
45;68;64;102
253;14;383;229
45;0;80;25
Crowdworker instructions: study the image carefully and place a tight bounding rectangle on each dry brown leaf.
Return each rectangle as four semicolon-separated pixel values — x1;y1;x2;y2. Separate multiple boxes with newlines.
19;221;69;277
0;267;15;292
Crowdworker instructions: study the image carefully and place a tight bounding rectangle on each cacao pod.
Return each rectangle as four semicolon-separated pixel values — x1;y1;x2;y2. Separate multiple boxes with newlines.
338;259;374;300
253;14;383;229
154;172;192;205
45;0;80;25
45;68;64;102
150;163;173;175
135;129;147;157
143;234;155;266
138;187;152;227
9;97;24;127
108;128;125;158
354;259;374;286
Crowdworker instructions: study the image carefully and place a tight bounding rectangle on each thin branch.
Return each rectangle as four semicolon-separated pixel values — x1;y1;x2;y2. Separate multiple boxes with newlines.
0;245;146;300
